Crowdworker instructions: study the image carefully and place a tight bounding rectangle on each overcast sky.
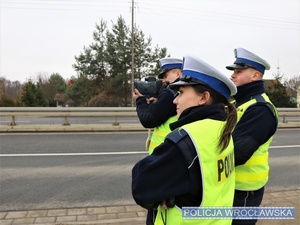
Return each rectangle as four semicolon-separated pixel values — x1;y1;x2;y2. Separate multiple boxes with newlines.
1;0;299;83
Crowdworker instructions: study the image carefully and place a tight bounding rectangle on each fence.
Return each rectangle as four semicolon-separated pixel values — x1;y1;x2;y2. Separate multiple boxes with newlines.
0;107;137;126
0;107;299;126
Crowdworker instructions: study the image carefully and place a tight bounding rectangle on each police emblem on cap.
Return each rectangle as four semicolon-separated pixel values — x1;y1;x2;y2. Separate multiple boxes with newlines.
170;55;237;99
158;58;183;79
226;48;270;74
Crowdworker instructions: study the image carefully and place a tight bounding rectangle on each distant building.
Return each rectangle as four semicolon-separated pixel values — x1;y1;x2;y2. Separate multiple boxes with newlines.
263;79;281;91
54;93;65;107
265;78;298;102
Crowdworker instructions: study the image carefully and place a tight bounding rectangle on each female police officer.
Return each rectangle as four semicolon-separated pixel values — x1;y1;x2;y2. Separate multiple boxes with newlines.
132;55;237;225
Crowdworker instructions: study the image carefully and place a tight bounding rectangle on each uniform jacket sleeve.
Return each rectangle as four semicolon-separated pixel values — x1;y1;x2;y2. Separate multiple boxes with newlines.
136;89;177;128
131;135;201;209
233;104;277;166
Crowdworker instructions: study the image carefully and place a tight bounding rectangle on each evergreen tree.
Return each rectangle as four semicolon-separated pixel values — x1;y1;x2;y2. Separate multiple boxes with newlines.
48;73;66;93
36;82;48;106
72;16;169;106
132;29;153;80
21;80;37;106
66;75;95;106
106;16;132;106
20;80;48;106
39;73;66;106
73;20;109;85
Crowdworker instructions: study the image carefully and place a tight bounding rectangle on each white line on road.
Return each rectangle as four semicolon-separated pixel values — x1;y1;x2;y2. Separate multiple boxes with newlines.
0;145;299;157
269;145;300;149
0;151;148;157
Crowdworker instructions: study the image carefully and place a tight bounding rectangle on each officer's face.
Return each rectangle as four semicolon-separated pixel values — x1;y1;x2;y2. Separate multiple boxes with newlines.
162;69;181;84
173;86;202;118
230;68;261;87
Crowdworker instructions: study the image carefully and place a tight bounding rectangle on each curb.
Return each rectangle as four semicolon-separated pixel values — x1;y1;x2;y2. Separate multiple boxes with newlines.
0;189;299;225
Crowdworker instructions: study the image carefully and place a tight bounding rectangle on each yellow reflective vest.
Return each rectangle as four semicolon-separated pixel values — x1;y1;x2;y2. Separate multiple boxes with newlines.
155;119;235;225
148;116;178;154
235;93;278;191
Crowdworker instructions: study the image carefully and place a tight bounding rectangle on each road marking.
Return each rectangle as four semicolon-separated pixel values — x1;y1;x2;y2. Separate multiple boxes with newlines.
0;145;299;157
0;131;147;136
0;151;148;157
269;145;300;149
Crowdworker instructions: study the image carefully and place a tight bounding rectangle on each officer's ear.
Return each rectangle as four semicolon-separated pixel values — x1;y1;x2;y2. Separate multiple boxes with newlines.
251;69;262;81
199;91;211;105
175;69;182;78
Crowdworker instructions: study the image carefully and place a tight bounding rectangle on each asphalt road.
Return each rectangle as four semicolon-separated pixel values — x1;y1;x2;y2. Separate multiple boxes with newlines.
0;129;299;211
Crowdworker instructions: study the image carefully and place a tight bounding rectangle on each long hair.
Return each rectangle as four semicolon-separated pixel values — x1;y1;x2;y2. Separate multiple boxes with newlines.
192;84;237;152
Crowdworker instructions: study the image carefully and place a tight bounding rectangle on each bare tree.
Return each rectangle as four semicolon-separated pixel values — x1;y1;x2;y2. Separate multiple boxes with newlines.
284;75;300;92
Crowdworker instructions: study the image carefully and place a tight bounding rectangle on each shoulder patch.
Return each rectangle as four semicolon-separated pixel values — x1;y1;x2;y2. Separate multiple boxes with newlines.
247;95;277;117
165;128;188;143
253;95;277;117
166;128;198;169
254;95;266;103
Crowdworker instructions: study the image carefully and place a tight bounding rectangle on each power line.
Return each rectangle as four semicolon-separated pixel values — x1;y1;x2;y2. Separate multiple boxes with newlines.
135;10;299;31
135;2;299;31
2;0;298;31
0;0;130;11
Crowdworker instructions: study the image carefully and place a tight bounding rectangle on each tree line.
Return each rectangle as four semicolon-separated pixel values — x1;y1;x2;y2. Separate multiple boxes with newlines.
0;16;299;108
1;16;167;107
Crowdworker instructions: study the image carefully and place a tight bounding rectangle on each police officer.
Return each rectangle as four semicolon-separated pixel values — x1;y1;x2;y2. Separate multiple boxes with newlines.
132;55;237;225
133;58;182;224
226;48;278;225
133;57;183;154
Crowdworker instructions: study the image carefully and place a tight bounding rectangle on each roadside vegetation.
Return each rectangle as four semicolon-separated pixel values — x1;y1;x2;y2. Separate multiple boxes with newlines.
0;16;299;108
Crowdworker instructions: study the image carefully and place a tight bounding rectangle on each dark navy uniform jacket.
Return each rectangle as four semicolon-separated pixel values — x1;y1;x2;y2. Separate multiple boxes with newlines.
233;80;278;166
132;104;227;209
135;87;177;128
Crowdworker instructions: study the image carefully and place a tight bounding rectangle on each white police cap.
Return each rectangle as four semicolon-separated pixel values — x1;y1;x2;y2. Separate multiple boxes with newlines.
226;48;270;74
170;55;237;99
158;58;183;79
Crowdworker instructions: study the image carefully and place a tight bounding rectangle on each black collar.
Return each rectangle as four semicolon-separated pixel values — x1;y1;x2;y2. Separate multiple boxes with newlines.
170;104;227;130
234;80;265;107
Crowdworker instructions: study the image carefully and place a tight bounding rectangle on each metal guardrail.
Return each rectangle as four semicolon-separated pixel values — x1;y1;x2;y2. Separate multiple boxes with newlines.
0;107;137;126
0;107;299;126
276;108;300;123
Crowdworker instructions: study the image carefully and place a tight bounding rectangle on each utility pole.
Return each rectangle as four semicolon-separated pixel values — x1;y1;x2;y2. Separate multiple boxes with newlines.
131;0;135;106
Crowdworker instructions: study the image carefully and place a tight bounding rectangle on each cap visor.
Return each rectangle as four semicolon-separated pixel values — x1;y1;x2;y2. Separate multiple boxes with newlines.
226;64;248;70
158;72;165;79
158;69;170;79
169;80;199;89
